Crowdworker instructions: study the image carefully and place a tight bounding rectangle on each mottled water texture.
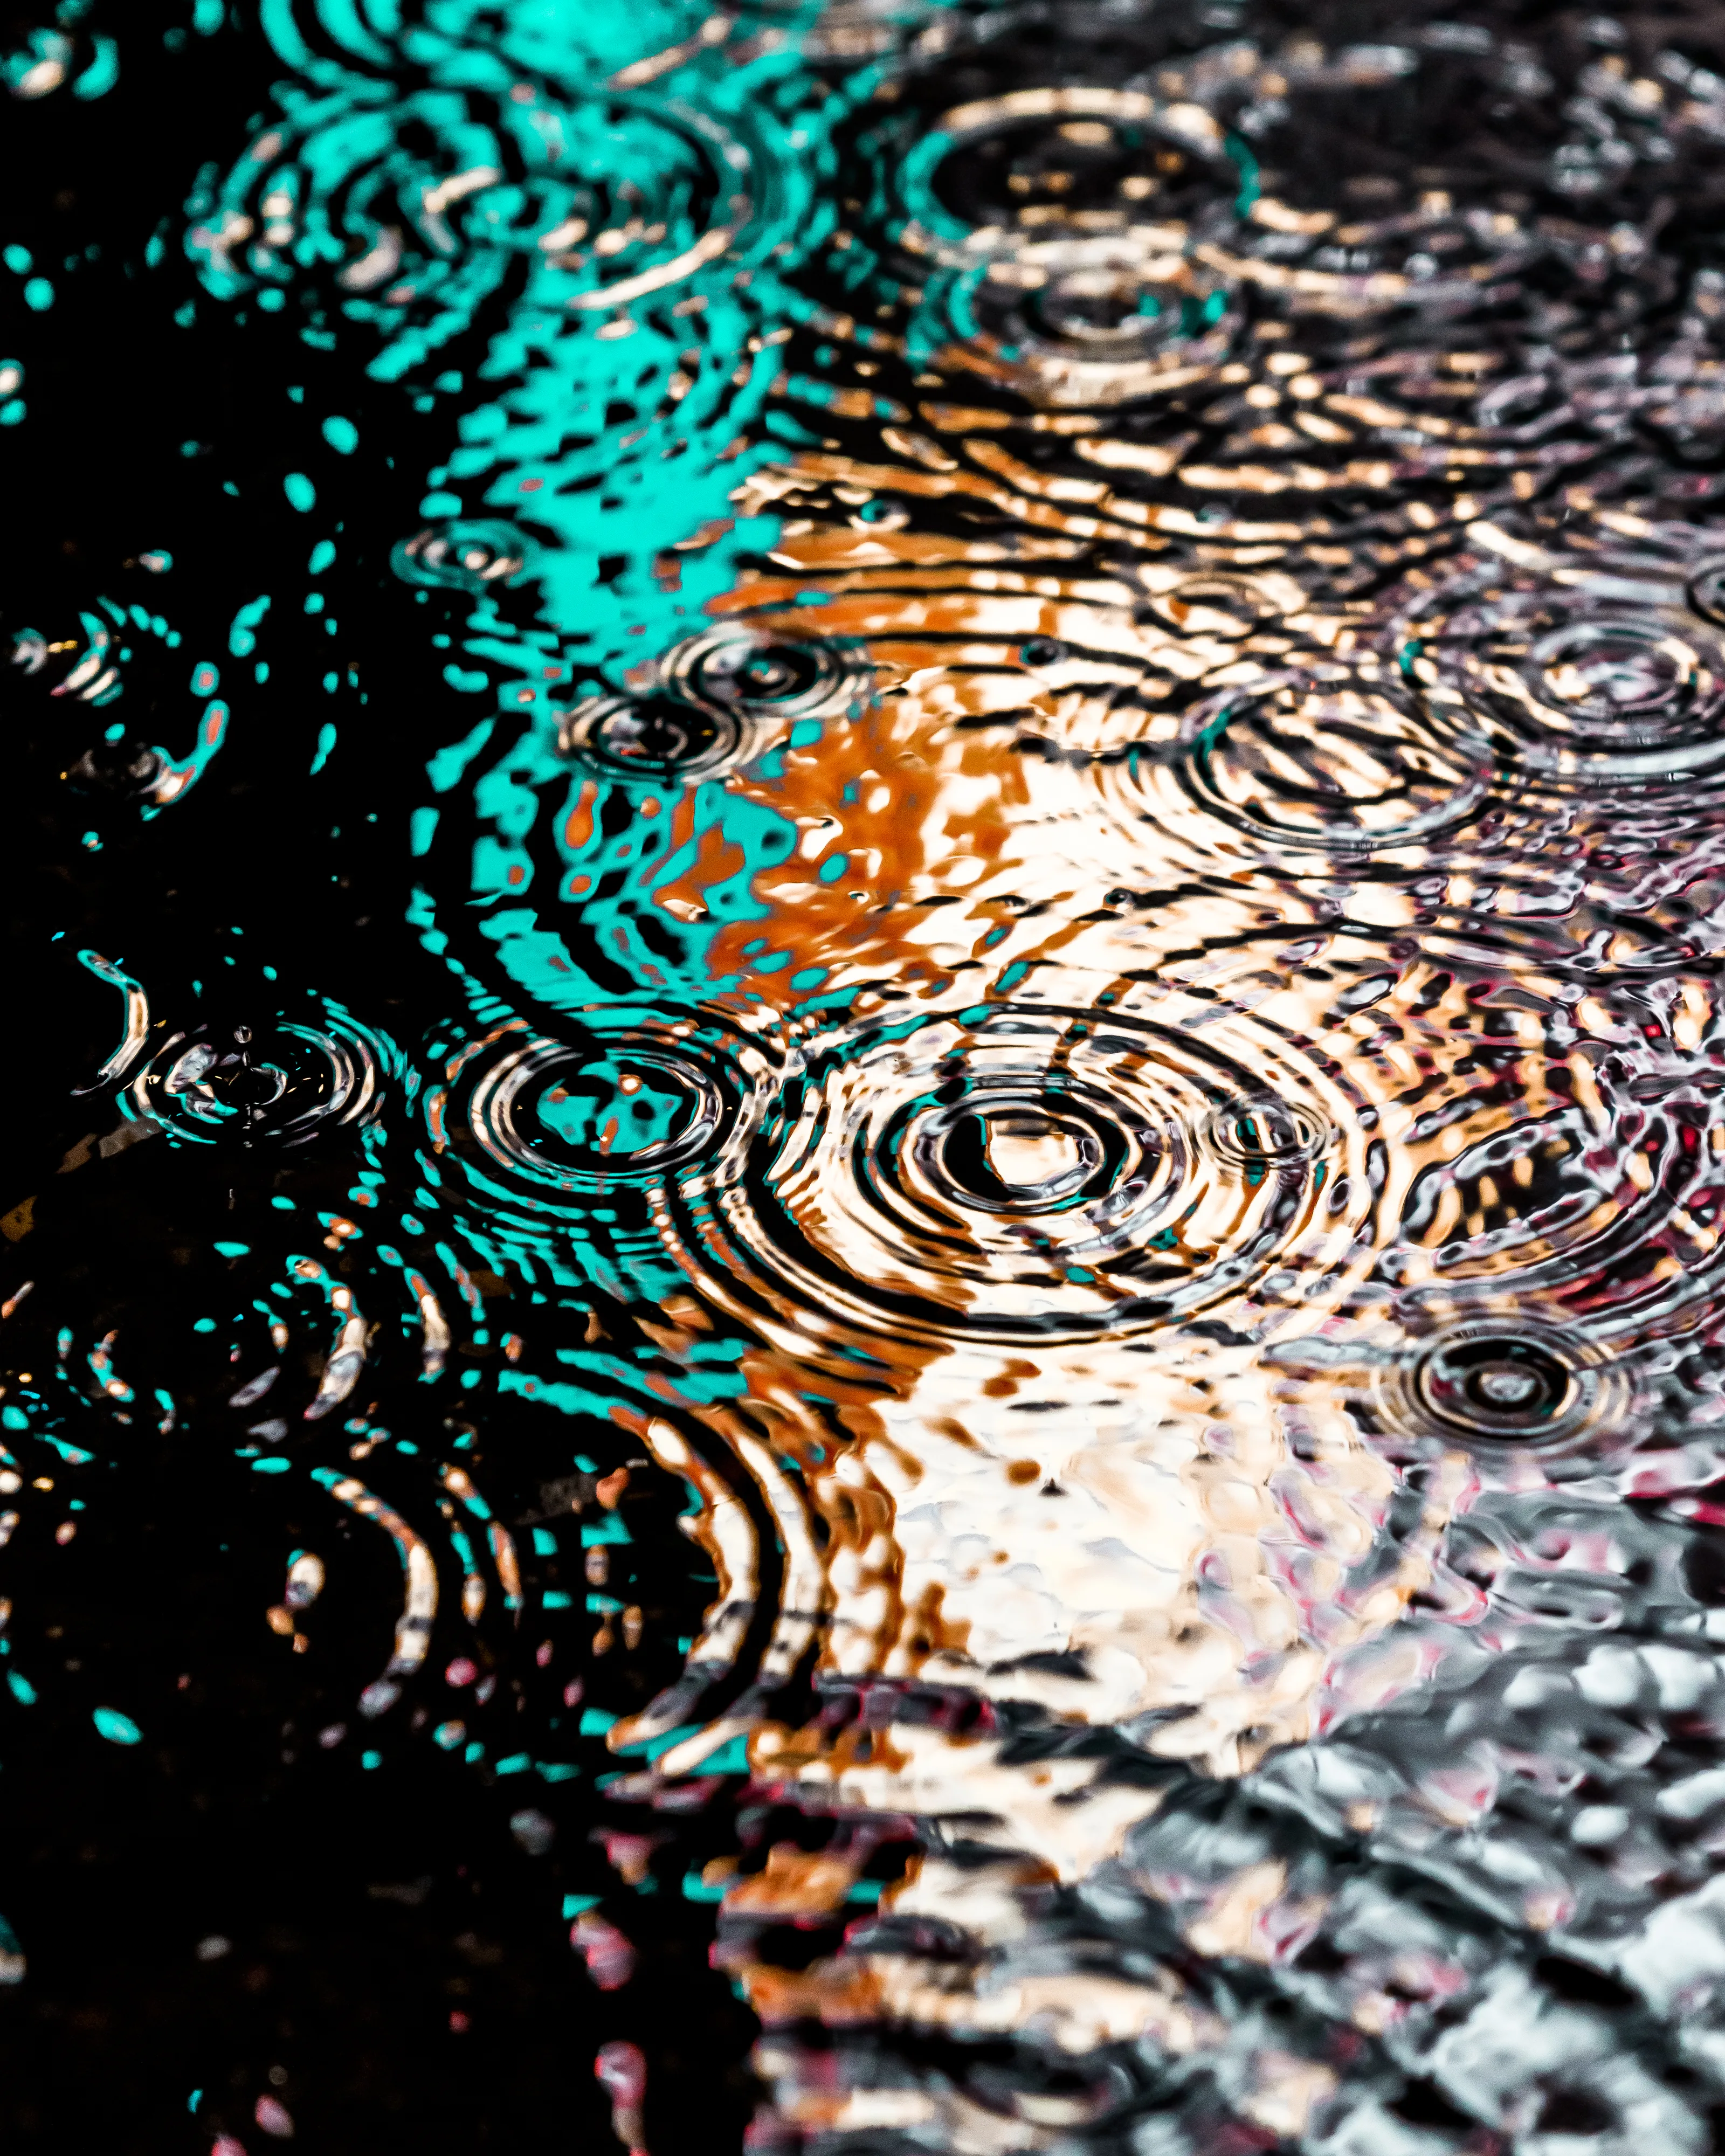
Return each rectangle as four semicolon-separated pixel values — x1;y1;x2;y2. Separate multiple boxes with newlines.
9;0;1725;2149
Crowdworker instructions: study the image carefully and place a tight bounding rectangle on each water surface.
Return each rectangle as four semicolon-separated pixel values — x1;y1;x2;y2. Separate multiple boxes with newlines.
5;2;1725;2149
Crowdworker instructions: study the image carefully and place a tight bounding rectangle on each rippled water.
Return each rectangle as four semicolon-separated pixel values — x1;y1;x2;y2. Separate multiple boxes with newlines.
10;1;1725;2148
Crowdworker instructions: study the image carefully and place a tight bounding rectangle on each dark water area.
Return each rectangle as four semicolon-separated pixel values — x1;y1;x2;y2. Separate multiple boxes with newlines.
9;2;1725;2151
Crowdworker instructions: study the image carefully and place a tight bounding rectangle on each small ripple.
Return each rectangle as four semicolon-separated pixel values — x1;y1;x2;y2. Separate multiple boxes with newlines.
814;6;1243;390
1018;656;1495;880
428;1015;777;1288
658;622;874;728
10;585;230;817
1175;664;1495;854
894;83;1240;401
390;521;533;594
558;690;749;783
1181;23;1700;341
560;627;872;780
1391;1316;1610;1451
1388;1028;1725;1346
191;80;753;341
125;1003;394;1148
471;1034;728;1192
1407;540;1725;785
